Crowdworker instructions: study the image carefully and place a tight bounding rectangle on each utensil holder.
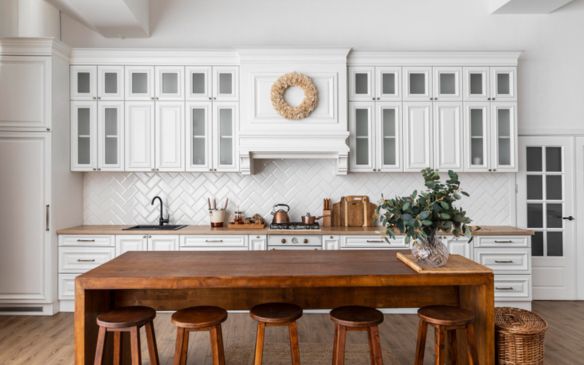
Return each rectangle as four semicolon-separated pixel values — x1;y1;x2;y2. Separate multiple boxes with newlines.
322;209;332;227
209;209;226;228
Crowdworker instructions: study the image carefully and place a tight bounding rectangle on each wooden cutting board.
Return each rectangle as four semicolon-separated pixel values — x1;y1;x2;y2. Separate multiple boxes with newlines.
344;195;368;227
332;201;343;227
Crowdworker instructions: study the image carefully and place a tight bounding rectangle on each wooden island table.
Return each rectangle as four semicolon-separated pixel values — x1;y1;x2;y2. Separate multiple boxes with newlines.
75;250;494;364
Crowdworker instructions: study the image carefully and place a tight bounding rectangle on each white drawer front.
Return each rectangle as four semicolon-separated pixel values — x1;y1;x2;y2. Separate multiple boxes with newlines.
58;273;78;300
474;248;530;274
59;246;115;273
341;235;407;249
180;235;248;248
494;275;531;300
59;235;115;247
476;236;529;248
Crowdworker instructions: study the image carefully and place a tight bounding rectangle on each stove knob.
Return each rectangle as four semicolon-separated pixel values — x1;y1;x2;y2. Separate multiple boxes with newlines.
291;237;298;244
281;239;287;244
303;238;309;244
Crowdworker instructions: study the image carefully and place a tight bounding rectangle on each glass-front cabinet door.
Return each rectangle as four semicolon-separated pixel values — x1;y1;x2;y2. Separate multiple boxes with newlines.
349;67;375;101
490;67;516;101
71;66;96;100
97;66;124;100
403;67;432;101
463;67;489;101
125;66;154;101
155;66;184;101
377;102;402;171
349;102;374;171
463;103;490;171
213;102;238;171
97;101;124;171
375;67;401;101
71;101;97;171
213;67;238;101
433;67;462;101
491;103;517;171
186;102;212;171
186;66;212;101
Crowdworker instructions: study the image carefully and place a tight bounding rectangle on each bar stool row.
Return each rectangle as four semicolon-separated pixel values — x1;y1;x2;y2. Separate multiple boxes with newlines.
93;303;478;365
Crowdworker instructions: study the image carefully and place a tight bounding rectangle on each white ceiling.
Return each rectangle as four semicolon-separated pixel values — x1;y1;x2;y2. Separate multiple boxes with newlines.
490;0;575;13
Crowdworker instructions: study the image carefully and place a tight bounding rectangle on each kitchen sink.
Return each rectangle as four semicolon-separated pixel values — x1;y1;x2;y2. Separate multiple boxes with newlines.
123;225;187;231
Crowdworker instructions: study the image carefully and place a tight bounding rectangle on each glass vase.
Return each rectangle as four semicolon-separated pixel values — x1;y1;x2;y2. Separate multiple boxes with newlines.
411;236;449;267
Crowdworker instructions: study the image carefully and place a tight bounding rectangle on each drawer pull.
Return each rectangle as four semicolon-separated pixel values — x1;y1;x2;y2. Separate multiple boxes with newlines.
495;286;515;291
77;259;96;263
494;240;513;244
77;239;96;242
205;239;224;243
494;260;514;264
366;240;385;243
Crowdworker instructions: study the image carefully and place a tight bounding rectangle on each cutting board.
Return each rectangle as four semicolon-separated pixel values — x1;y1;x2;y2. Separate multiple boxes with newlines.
344;195;368;227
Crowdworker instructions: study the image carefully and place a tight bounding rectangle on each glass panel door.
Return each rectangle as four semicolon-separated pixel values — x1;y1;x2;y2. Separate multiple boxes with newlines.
97;66;123;100
213;67;238;101
125;66;154;101
463;67;489;101
376;67;401;101
98;102;124;171
377;102;401;171
70;66;96;100
490;67;516;101
186;66;212;101
464;103;489;171
186;102;211;171
403;67;432;101
348;67;375;101
71;101;97;171
491;103;517;171
433;67;462;101
213;103;238;171
155;66;184;101
349;102;374;171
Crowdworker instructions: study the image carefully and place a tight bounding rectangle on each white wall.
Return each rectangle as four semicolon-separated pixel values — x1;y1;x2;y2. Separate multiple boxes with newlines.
0;0;61;38
61;0;584;134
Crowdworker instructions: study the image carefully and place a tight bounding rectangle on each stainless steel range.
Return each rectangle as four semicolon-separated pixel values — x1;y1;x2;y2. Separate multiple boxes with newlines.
268;222;323;250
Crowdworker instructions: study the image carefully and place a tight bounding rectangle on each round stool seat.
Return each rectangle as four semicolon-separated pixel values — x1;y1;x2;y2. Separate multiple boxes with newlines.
171;306;228;330
330;305;384;328
250;302;303;324
96;306;156;329
418;305;474;327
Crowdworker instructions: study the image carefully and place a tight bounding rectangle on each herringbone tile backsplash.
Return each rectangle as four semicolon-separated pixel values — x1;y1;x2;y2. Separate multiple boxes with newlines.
84;160;516;226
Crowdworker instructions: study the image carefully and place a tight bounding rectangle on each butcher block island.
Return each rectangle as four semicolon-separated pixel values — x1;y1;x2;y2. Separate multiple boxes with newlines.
75;250;495;365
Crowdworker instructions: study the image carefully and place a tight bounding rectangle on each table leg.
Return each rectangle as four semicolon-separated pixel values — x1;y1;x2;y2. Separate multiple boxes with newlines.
75;285;113;365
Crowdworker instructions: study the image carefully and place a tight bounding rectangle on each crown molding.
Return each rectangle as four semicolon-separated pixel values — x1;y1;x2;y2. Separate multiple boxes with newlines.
0;37;71;60
69;48;239;65
348;50;522;66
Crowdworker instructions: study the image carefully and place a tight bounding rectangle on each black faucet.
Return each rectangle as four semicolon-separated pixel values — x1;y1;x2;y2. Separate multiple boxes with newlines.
151;196;169;226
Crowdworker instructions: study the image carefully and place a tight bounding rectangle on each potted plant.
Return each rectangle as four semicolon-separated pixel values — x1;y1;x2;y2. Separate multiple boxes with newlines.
376;168;474;267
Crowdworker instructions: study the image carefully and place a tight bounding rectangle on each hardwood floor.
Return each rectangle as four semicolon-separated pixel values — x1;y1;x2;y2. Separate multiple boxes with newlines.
0;301;581;364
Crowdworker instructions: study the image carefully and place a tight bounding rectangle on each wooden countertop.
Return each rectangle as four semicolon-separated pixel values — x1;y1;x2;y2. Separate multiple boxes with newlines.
77;250;492;290
57;224;533;236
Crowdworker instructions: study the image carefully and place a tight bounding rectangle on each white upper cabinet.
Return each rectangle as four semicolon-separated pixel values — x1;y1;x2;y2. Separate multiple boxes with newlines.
433;102;463;171
125;102;155;171
491;102;517;171
97;101;124;171
71;66;97;100
186;66;212;101
377;102;402;171
155;102;184;171
433;67;462;101
463;102;490;171
213;102;238;171
403;67;432;101
490;67;516;101
463;67;490;101
186;102;212;172
376;67;401;101
155;66;185;101
349;67;401;102
125;66;155;101
71;101;97;171
349;67;375;101
403;102;432;171
213;67;238;101
97;66;124;100
349;102;375;171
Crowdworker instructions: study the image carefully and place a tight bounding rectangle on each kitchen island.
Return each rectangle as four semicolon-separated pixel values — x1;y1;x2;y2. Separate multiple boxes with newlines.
75;250;494;364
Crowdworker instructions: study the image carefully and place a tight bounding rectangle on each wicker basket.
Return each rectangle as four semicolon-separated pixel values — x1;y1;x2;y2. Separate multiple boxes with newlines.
495;307;548;365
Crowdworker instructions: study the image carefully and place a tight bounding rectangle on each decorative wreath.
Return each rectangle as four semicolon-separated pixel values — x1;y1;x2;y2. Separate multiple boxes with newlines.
271;72;318;120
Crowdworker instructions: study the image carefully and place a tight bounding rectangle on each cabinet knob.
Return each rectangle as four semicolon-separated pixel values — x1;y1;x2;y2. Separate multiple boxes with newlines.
492;97;496;101
281;239;287;244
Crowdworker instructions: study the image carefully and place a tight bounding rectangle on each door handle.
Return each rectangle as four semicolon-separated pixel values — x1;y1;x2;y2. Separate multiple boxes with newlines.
563;216;575;221
494;260;514;264
495;287;515;291
46;204;50;231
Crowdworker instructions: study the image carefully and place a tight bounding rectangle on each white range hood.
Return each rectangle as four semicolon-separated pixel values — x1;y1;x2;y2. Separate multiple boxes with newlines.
237;48;350;175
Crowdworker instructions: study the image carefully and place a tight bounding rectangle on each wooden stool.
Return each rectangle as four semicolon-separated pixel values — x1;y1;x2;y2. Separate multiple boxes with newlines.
250;302;303;365
330;305;384;365
94;306;159;365
171;306;228;365
414;305;479;365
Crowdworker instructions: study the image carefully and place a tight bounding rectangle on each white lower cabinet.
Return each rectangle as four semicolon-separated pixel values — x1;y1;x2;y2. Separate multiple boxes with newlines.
180;235;248;251
249;235;267;251
340;235;407;250
116;235;179;255
324;235;341;250
446;237;473;259
149;235;179;251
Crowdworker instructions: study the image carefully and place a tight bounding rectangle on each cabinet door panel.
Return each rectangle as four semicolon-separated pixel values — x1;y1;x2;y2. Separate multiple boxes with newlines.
125;66;154;100
186;66;212;101
98;101;124;171
148;235;179;251
433;67;462;101
213;102;238;171
349;67;375;101
186;102;212;171
71;65;96;100
491;102;517;171
71;101;97;171
403;67;432;101
115;235;147;256
463;67;490;101
213;67;238;101
155;66;184;100
97;65;124;100
376;67;401;101
490;67;517;101
377;102;402;171
349;102;375;172
463;102;490;171
433;102;463;171
156;102;184;171
125;102;155;171
403;102;432;171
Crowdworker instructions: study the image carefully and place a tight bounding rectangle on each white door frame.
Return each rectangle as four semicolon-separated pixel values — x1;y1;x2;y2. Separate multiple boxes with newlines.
517;135;577;300
576;137;584;299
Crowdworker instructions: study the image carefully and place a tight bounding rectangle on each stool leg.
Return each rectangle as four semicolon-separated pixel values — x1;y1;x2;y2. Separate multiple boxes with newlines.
332;324;347;365
367;326;383;365
93;326;107;365
253;322;266;365
210;325;226;365
129;326;141;365
465;323;479;365
145;322;160;365
180;329;189;365
414;320;428;365
288;321;301;365
173;328;187;365
448;329;457;365
113;331;122;365
434;326;445;365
